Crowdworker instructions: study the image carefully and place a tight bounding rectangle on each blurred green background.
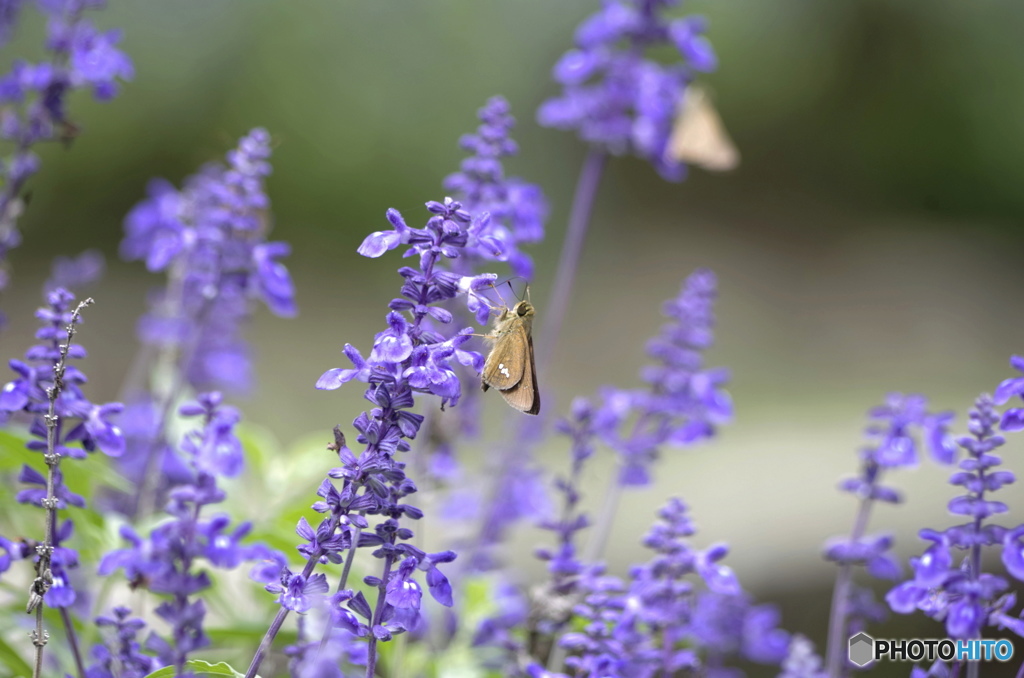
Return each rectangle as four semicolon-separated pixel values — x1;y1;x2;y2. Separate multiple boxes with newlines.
3;0;1024;668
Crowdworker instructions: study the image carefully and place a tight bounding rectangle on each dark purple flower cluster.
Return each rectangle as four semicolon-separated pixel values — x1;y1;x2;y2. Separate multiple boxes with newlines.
442;96;548;282
0;288;124;607
593;268;732;487
0;0;132;298
98;392;270;674
538;0;717;180
247;198;481;676
887;394;1024;640
84;606;156;678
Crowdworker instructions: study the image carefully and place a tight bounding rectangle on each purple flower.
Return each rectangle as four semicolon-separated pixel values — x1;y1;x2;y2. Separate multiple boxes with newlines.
778;635;826;678
550;498;787;677
443;96;548;281
538;0;717;180
824;392;955;674
994;354;1024;431
249;200;478;676
597;269;732;487
0;0;131;292
121;128;295;395
85;607;156;678
44;249;104;293
98;393;276;673
115;129;295;515
265;571;329;614
887;393;1024;639
0;289;123;611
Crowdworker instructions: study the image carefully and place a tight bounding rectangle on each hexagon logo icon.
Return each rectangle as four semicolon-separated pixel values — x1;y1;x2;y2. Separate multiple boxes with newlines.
848;632;875;667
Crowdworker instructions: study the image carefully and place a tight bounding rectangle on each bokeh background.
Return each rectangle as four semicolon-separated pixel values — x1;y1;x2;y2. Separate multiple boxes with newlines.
3;0;1024;670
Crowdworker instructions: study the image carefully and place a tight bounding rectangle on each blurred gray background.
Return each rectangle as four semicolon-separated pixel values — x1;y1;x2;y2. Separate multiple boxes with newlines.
2;0;1024;657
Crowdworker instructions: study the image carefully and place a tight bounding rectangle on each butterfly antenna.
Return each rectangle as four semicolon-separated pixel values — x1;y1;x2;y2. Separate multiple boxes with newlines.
489;281;509;309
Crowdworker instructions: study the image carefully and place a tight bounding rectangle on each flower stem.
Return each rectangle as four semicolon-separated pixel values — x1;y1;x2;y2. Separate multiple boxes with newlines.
468;148;608;568
535;147;606;372
246;513;342;678
965;462;987;678
28;298;92;678
316;522;362;658
59;607;85;678
825;496;873;678
245;606;289;678
583;473;623;564
365;554;396;678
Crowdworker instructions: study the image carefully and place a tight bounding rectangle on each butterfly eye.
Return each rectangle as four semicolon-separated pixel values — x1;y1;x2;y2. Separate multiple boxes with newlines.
516;303;529;317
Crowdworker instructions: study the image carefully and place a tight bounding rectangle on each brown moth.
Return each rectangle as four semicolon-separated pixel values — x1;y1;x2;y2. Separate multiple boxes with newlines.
481;300;540;415
665;85;739;172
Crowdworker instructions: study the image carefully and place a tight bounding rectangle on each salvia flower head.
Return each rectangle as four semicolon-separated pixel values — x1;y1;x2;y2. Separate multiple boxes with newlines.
592;269;732;486
0;288;123;608
442;96;548;281
778;635;827;678
270;199;480;662
0;287;124;456
826;393;956;573
822;393;955;653
121;127;296;395
993;354;1024;431
98;393;273;672
887;393;1024;640
538;0;717;180
0;0;132;293
84;606;156;678
557;498;787;677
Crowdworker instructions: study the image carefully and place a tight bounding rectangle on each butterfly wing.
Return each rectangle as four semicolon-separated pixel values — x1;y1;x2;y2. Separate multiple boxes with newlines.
482;321;527;392
498;332;539;415
666;86;739;172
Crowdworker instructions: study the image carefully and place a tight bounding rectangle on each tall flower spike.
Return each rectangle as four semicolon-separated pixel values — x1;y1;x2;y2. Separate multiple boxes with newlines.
552;498;787;677
443;96;548;281
247;199;480;678
121;127;296;393
118;128;295;516
887;394;1024;642
538;0;717;180
479;398;601;672
84;606;156;678
99;393;274;675
0;292;107;677
582;269;731;564
823;393;955;677
0;0;132;302
0;290;122;633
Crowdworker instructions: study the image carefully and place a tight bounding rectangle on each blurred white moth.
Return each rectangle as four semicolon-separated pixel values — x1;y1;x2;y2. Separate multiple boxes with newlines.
666;85;739;172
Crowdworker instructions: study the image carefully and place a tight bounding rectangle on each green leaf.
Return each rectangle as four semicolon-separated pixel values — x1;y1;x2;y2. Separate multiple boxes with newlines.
144;659;248;678
0;634;32;677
